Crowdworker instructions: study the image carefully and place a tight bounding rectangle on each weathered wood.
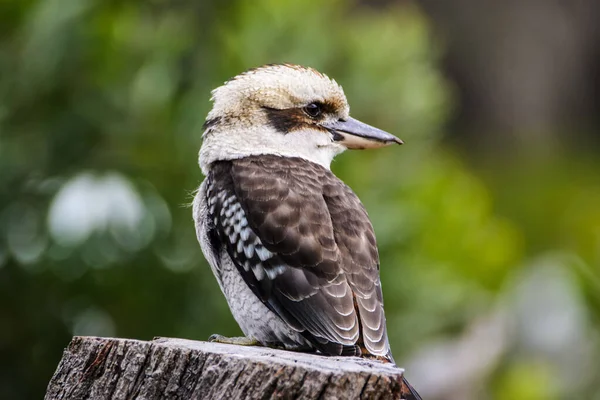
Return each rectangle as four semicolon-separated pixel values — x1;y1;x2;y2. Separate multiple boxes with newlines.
45;336;408;400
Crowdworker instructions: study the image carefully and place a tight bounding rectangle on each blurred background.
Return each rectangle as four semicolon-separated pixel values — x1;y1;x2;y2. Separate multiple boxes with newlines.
1;0;599;399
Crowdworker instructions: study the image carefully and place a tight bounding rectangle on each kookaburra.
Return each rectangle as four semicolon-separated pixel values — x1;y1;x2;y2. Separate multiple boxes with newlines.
193;64;421;399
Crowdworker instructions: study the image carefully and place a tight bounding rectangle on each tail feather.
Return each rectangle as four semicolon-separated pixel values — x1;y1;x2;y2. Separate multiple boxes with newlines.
400;376;422;400
384;352;422;400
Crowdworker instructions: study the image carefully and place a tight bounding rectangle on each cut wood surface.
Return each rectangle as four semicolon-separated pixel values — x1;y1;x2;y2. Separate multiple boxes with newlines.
44;336;408;400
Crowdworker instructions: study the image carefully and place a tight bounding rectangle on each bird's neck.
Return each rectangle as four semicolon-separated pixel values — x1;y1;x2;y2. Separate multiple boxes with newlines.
199;126;345;175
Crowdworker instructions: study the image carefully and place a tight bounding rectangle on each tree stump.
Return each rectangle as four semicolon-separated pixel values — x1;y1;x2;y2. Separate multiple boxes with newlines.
44;336;409;399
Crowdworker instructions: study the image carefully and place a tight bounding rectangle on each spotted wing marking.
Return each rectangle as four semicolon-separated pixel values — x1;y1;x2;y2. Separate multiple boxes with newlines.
208;180;287;289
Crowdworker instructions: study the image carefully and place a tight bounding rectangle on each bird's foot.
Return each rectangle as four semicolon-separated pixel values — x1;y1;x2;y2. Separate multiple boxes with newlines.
208;334;260;346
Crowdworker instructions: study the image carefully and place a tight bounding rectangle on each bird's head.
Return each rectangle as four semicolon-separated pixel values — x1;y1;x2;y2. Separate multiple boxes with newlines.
199;64;402;174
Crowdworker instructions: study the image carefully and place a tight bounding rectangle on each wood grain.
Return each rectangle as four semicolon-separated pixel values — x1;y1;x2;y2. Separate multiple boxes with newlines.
44;336;408;399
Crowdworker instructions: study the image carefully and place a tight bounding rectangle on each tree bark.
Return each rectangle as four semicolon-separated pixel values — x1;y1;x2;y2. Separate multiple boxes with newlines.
44;336;408;400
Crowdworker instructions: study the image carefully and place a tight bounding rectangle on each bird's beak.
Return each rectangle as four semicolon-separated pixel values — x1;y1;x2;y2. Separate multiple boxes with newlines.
322;117;403;149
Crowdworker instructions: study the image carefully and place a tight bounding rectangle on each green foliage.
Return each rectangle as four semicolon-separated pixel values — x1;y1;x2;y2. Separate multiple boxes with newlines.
0;0;598;399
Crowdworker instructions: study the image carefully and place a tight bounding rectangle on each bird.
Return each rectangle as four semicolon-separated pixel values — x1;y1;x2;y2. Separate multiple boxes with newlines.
193;64;421;400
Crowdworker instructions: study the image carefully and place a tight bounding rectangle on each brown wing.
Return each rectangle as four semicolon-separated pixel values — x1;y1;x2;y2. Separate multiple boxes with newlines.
208;154;389;357
208;156;360;355
322;176;390;357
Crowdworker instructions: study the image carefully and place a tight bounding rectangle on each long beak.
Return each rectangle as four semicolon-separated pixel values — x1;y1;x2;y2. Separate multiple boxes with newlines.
321;117;403;149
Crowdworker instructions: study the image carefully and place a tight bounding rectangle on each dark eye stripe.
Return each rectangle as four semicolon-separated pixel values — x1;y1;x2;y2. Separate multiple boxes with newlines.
262;101;338;134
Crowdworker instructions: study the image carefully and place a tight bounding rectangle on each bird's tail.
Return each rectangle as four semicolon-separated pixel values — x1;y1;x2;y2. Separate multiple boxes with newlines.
400;375;422;400
384;351;422;400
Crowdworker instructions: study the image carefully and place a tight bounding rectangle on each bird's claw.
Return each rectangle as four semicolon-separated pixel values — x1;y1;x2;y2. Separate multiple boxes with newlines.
208;334;260;346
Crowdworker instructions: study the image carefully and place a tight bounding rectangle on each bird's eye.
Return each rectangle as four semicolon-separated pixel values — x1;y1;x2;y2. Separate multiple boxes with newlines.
303;103;322;118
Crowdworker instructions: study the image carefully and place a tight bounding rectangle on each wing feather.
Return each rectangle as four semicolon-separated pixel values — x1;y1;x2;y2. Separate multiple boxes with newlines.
323;179;390;356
